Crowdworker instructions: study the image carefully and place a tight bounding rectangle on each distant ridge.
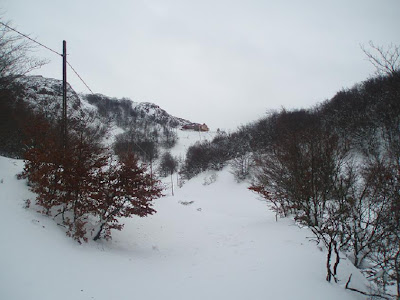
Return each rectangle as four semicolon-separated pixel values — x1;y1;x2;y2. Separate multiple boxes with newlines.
15;75;197;130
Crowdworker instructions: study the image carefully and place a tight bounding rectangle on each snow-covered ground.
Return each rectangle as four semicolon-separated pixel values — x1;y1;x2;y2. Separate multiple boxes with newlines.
0;131;369;300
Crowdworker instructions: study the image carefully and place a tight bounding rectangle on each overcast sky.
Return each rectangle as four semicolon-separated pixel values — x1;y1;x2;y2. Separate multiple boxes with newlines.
2;0;400;130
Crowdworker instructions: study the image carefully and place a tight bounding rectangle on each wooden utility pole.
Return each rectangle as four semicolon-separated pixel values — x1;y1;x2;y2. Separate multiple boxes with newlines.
171;172;174;196
62;40;67;147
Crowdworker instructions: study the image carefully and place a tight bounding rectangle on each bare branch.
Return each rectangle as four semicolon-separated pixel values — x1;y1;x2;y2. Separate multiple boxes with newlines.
345;274;393;300
0;18;48;90
361;41;400;77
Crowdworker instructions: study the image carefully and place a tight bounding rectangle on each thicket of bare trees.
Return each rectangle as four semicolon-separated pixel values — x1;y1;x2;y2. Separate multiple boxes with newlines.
249;97;399;297
248;67;400;297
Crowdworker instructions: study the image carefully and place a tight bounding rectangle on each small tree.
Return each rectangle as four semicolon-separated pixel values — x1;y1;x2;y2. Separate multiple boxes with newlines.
93;152;163;241
230;152;253;182
161;126;178;149
159;152;178;177
22;113;110;242
159;151;178;195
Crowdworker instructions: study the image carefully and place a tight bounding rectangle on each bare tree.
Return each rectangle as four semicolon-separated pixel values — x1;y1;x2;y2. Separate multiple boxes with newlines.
159;151;178;195
361;41;400;77
0;19;47;90
230;152;253;182
0;18;48;157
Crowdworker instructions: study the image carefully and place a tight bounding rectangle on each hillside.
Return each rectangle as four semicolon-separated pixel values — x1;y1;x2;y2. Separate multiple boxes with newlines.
83;93;192;129
16;75;194;129
0;75;206;159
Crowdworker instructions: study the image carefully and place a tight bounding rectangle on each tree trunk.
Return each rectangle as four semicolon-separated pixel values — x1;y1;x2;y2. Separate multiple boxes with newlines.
171;173;174;196
326;241;332;282
333;240;340;283
93;222;105;241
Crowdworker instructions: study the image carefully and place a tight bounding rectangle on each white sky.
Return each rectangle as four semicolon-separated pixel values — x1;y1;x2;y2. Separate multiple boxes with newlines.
2;0;400;130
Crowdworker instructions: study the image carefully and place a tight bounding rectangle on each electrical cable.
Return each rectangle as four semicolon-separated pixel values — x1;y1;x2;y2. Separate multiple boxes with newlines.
0;21;95;94
0;21;62;57
66;61;94;94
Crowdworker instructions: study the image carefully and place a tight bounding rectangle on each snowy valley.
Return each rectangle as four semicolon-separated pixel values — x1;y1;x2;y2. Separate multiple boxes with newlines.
0;136;368;300
1;73;399;300
0;145;365;300
1;5;399;298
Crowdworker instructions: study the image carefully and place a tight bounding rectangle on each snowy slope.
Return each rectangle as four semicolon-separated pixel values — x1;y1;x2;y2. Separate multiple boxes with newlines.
0;150;369;300
14;76;201;149
83;93;194;129
131;101;192;128
169;129;218;159
16;75;84;118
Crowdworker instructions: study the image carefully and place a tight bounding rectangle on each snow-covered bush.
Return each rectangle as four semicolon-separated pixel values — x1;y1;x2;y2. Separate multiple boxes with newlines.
203;172;217;186
21;114;163;243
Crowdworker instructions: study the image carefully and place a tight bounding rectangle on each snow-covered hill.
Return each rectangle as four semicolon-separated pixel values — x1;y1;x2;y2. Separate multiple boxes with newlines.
14;75;203;150
82;93;194;129
131;101;191;128
16;75;84;119
0;129;370;300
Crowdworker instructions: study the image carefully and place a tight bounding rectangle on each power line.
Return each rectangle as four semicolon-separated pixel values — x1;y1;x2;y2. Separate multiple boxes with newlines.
1;21;151;163
0;21;62;57
0;21;95;94
67;61;94;94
